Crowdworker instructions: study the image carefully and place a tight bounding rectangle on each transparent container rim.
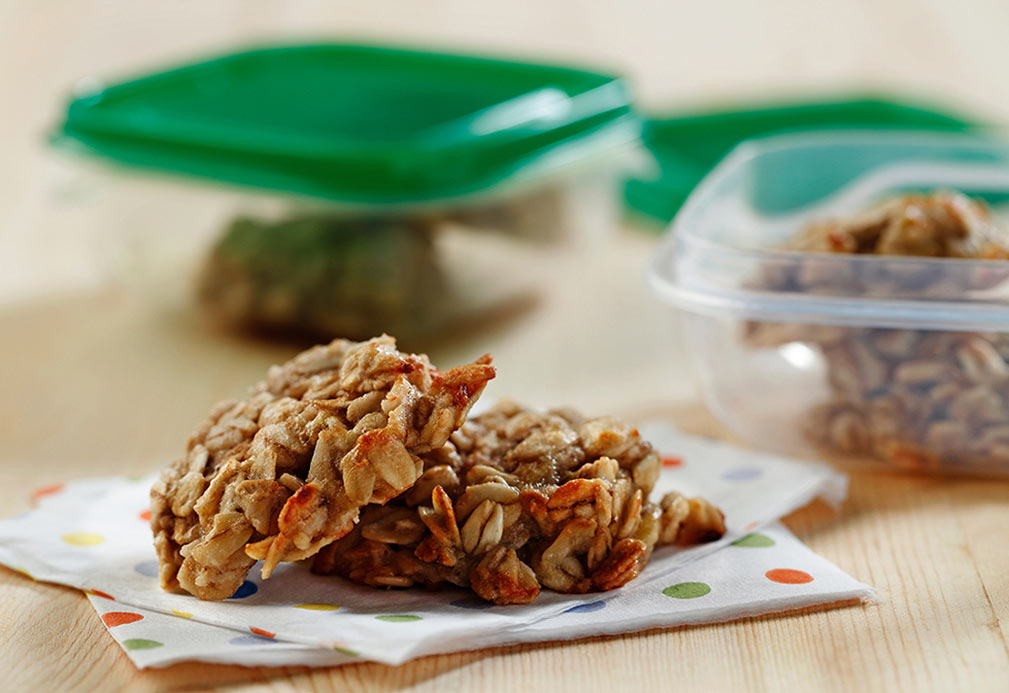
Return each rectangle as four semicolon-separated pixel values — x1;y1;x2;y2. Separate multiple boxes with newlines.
648;130;1009;332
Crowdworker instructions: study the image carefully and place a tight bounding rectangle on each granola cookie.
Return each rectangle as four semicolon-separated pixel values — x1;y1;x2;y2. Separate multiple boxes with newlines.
196;215;447;341
785;190;1009;259
312;401;725;604
150;336;495;600
744;191;1009;471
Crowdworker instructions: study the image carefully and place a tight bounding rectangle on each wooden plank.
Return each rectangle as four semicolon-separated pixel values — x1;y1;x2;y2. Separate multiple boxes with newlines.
4;0;1009;688
1;296;1007;691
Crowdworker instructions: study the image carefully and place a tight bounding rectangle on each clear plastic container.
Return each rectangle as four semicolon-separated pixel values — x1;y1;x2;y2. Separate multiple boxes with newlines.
57;140;636;333
50;44;646;341
650;131;1009;476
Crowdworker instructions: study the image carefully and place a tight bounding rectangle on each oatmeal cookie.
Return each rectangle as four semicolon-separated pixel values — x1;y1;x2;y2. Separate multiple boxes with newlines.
312;401;726;604
785;190;1009;260
196;215;446;341
744;191;1009;471
150;335;495;600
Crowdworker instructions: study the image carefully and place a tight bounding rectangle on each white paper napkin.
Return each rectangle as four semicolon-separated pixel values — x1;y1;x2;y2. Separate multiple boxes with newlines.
0;425;870;668
82;522;871;668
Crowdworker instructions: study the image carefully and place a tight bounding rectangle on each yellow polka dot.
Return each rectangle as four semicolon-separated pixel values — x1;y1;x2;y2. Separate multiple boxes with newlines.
171;609;193;619
294;603;340;611
61;532;104;546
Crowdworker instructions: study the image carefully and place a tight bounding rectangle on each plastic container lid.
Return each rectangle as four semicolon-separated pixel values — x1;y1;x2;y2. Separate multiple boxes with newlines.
53;43;640;205
650;131;1009;332
626;97;988;226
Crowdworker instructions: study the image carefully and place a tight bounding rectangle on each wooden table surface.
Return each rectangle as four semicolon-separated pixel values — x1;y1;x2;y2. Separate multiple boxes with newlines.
3;1;1009;691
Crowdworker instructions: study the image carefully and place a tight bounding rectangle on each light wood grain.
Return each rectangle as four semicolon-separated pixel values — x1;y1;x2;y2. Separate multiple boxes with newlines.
3;283;1009;693
3;1;1009;691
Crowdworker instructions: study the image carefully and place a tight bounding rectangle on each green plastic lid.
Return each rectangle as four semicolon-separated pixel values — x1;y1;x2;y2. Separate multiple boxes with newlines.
625;97;989;226
55;43;639;205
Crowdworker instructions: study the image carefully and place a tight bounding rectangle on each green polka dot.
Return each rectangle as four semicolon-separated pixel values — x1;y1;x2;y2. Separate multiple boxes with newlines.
731;533;776;548
662;582;711;599
375;614;422;622
333;646;359;656
122;638;163;650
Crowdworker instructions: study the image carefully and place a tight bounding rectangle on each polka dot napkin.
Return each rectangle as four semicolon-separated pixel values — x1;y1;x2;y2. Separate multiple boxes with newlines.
0;423;872;669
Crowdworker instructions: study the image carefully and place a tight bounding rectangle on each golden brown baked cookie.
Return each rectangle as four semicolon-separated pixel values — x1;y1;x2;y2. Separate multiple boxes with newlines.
745;191;1009;471
786;191;1009;258
312;401;726;604
150;336;495;600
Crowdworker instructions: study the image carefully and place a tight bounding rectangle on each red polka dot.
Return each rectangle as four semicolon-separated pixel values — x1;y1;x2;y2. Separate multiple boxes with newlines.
138;509;151;521
661;456;684;468
766;569;814;584
87;589;116;600
249;627;275;638
102;612;143;627
31;484;64;503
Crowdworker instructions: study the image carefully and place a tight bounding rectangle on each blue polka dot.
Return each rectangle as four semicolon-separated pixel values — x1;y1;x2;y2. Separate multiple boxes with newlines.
722;466;762;481
133;560;159;578
450;597;492;610
564;600;606;614
226;581;258;599
228;634;276;646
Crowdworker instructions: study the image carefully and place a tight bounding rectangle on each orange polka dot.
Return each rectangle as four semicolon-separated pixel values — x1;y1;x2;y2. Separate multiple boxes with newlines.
102;612;143;627
138;509;151;521
31;484;64;503
86;589;115;600
744;521;759;531
766;568;814;584
249;627;275;638
661;456;684;468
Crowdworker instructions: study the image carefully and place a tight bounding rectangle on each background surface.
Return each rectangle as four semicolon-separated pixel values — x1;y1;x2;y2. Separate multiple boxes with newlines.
2;1;1008;690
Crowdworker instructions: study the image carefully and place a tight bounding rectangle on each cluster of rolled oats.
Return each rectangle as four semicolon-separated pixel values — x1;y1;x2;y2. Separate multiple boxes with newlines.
312;401;726;604
150;335;496;600
196;215;447;341
801;329;1009;471
745;192;1009;472
153;340;725;602
781;191;1009;260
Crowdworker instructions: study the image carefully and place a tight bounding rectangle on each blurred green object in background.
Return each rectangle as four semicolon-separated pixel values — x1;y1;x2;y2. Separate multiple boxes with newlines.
54;44;993;235
54;43;638;205
625;97;989;227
